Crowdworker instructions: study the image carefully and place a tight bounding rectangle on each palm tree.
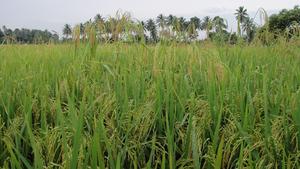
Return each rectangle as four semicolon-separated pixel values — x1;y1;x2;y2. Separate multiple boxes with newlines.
187;22;198;41
2;26;14;43
172;17;180;33
235;6;248;37
166;15;175;27
0;28;3;43
140;21;147;31
172;17;188;41
79;23;85;36
213;16;227;33
106;17;119;42
166;14;177;38
201;16;213;39
178;17;188;31
104;20;112;41
146;19;158;42
242;17;256;42
94;14;105;41
94;14;104;24
156;14;172;40
190;17;201;29
187;17;201;40
63;24;72;39
156;14;166;29
138;21;147;41
83;21;93;42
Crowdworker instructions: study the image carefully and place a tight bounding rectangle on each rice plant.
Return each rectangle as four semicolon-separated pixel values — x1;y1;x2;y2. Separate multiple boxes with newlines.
1;38;300;169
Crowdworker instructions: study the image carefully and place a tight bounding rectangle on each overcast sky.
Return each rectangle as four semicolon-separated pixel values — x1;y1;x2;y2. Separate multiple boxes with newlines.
0;0;299;35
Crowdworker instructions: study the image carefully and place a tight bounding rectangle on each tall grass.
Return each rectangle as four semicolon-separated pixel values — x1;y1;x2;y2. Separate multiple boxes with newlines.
1;41;300;168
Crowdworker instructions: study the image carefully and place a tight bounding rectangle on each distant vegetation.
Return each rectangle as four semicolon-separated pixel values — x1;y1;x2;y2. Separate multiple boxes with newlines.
0;26;59;44
1;6;300;45
269;6;300;36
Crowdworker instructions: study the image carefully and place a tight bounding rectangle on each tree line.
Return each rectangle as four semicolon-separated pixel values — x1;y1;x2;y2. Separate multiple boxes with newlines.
62;10;248;44
61;6;299;44
0;26;59;44
1;6;299;44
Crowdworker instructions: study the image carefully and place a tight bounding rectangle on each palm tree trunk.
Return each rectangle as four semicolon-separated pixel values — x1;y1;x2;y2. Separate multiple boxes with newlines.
206;29;210;40
237;19;241;37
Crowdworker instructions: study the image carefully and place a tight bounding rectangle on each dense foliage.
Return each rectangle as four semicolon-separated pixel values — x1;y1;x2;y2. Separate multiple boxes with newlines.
57;5;300;44
0;26;59;44
1;6;300;45
269;6;300;33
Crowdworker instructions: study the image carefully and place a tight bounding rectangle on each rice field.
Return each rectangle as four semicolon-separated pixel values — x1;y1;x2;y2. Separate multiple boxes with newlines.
1;42;300;168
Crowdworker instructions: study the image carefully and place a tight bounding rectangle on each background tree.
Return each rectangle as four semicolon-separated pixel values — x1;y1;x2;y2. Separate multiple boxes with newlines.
18;29;32;43
242;17;256;42
287;21;300;37
138;21;148;42
235;6;249;37
213;16;227;33
201;16;213;40
63;24;72;40
156;14;170;39
166;14;176;38
94;14;105;42
156;14;166;30
104;12;133;42
2;26;14;43
94;14;104;24
166;15;175;25
187;17;201;41
51;31;59;43
269;6;300;34
178;17;189;31
79;23;85;37
82;20;93;42
0;28;4;43
140;21;147;32
172;17;180;37
146;19;158;42
175;17;189;41
208;16;229;44
190;16;201;29
0;26;59;44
